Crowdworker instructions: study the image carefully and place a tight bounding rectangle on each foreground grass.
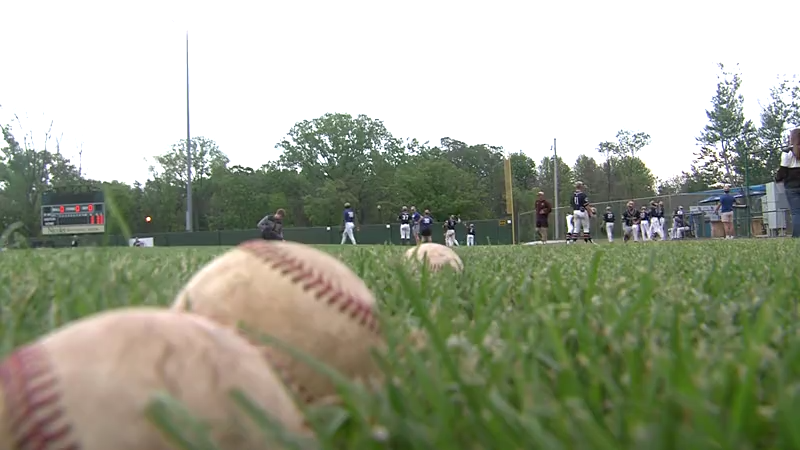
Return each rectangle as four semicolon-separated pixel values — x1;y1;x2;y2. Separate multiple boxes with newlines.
3;240;800;449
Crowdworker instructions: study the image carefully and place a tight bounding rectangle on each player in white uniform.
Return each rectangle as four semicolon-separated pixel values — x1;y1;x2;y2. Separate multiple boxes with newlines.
570;182;593;243
397;206;412;245
639;206;651;241
602;206;615;243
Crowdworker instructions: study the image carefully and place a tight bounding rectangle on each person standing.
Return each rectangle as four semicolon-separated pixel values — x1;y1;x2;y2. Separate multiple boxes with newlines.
534;191;552;243
671;206;686;239
444;215;458;247
639;206;651;241
775;128;800;237
714;184;738;239
398;206;412;245
651;201;666;240
466;222;476;246
602;206;615;243
410;206;422;245
622;201;640;243
341;202;358;245
419;209;434;243
257;208;285;240
570;181;593;243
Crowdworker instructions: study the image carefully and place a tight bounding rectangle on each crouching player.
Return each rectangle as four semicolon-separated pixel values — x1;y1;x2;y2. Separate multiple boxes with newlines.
621;201;640;243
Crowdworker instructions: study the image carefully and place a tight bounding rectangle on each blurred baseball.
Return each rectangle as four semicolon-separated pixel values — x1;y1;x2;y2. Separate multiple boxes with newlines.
405;243;464;272
171;240;384;404
0;308;305;450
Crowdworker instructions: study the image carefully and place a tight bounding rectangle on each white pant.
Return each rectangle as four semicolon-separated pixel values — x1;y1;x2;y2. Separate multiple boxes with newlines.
650;217;665;240
467;234;475;246
572;210;590;236
445;229;456;247
341;222;357;244
624;224;640;241
640;220;650;240
566;214;575;235
400;223;411;240
605;222;614;242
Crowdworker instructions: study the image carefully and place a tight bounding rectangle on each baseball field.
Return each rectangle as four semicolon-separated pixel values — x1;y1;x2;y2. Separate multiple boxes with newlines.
2;239;800;449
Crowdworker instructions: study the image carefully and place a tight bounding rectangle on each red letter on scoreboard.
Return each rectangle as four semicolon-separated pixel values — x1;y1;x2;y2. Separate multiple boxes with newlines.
75;205;81;212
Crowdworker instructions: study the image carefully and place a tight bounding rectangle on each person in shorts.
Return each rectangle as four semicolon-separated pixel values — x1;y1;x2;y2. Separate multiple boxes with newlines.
715;184;738;239
410;206;422;244
419;209;434;242
534;191;552;243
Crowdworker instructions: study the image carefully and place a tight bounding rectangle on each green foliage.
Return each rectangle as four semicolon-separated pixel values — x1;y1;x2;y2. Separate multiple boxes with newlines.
4;64;800;236
4;241;800;449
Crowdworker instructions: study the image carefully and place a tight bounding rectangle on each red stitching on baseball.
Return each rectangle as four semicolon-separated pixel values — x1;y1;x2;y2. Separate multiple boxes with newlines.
0;344;79;450
240;240;380;334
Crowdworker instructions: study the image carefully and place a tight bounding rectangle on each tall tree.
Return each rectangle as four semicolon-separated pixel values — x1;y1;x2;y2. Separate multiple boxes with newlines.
276;113;406;224
573;155;607;202
537;156;574;209
756;76;800;184
0;117;82;234
694;63;757;187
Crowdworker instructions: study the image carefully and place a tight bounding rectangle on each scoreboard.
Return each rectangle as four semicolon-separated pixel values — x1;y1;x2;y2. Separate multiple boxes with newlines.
41;190;106;236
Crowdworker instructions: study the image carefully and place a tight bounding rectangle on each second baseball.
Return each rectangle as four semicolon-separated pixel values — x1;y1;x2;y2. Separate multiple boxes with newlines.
171;239;385;404
405;243;464;272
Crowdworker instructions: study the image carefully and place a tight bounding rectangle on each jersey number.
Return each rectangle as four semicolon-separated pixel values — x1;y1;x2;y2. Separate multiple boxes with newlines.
573;194;581;207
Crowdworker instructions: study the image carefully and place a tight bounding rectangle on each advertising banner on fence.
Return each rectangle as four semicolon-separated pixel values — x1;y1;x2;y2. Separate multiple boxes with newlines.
128;237;154;247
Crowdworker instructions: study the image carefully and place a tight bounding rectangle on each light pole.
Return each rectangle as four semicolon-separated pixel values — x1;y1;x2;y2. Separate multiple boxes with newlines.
185;32;193;232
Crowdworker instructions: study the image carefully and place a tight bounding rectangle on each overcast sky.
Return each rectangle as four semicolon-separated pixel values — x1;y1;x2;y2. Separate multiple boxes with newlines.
2;0;799;186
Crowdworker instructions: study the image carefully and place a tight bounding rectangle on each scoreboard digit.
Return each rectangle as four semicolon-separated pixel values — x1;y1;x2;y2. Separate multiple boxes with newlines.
41;190;106;236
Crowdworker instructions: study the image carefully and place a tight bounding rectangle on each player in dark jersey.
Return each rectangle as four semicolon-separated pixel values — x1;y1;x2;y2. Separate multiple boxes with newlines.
466;222;476;246
602;207;615;243
621;201;640;242
570;181;593;243
650;201;665;240
398;206;412;245
443;215;458;247
340;202;357;245
639;206;651;241
419;209;434;243
410;206;422;244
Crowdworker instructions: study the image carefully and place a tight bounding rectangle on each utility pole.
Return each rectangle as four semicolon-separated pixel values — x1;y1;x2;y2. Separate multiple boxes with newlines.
553;138;559;240
185;32;193;232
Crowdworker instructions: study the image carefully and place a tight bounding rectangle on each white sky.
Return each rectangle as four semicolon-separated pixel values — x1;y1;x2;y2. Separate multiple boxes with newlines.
1;0;799;186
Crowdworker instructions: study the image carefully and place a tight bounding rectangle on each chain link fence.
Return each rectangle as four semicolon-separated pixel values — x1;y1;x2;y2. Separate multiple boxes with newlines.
517;193;794;242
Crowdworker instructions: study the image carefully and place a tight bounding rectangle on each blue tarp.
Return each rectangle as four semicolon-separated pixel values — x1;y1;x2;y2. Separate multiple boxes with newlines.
697;184;766;204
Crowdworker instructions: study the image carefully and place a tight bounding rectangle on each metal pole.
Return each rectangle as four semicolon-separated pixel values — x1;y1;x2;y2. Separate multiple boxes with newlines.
185;32;193;232
553;138;559;240
744;146;750;237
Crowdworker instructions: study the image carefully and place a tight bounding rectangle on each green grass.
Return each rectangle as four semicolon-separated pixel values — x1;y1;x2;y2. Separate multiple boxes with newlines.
3;240;800;449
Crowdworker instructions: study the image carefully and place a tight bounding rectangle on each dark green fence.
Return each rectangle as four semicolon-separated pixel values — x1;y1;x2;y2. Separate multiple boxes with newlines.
29;218;515;248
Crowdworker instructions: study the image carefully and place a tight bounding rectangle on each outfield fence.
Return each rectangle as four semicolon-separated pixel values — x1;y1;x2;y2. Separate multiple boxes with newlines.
518;192;794;242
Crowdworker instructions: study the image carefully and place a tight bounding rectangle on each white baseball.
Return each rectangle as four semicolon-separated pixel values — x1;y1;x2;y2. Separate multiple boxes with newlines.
0;308;306;450
404;243;464;272
171;240;384;404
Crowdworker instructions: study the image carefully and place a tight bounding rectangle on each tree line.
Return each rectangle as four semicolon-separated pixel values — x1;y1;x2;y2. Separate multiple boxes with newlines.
1;63;799;236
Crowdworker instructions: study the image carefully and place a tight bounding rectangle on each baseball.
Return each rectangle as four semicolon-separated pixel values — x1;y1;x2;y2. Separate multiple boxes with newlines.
0;308;306;450
404;243;464;272
171;240;384;404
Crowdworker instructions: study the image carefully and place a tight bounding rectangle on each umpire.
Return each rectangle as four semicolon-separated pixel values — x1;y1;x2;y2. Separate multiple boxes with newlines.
257;208;285;240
